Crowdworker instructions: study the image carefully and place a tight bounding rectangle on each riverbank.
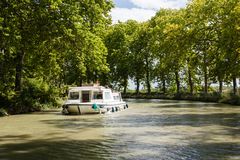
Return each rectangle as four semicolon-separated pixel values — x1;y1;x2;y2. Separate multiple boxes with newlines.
0;96;63;117
1;92;239;117
122;92;240;105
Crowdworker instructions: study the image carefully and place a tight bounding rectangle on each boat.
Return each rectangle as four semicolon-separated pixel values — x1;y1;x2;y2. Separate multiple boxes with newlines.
62;84;128;115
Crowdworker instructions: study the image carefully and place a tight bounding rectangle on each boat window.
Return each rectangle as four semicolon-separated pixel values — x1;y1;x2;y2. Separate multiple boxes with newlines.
69;92;79;100
93;92;103;99
104;92;112;100
113;96;120;100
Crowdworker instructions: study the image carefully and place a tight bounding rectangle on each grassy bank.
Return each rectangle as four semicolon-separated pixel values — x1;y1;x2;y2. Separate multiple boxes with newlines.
122;92;240;105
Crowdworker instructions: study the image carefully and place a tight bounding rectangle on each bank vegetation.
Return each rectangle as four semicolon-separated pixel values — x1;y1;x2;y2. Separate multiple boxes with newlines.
0;0;240;115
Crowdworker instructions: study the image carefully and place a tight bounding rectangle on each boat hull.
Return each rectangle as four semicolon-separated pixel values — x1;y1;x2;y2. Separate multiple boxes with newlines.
62;102;128;115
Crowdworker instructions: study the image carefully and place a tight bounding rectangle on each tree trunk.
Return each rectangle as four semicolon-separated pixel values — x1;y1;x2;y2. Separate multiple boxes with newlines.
162;76;166;94
203;53;208;94
0;49;4;82
86;69;91;84
188;68;193;94
136;78;140;95
15;51;25;91
219;80;223;94
175;71;180;94
204;70;208;94
233;77;237;95
146;76;151;95
145;57;151;95
123;78;128;94
79;77;83;86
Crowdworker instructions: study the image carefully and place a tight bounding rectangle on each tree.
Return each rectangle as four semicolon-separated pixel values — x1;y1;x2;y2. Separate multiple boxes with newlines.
0;0;113;112
217;0;240;94
186;0;240;95
129;23;146;94
185;0;220;94
0;0;113;89
149;9;187;94
105;20;139;93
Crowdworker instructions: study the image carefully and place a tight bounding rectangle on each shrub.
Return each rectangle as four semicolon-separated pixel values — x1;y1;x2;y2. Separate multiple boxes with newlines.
0;108;8;116
220;93;240;105
10;78;61;114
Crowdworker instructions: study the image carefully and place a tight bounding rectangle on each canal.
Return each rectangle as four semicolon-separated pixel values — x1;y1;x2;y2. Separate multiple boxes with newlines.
0;99;239;160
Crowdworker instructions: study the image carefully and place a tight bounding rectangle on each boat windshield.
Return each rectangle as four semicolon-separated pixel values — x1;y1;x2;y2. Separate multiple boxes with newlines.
104;92;112;100
69;92;79;100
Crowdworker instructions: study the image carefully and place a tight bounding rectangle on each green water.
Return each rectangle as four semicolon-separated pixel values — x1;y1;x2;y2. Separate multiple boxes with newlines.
0;99;239;160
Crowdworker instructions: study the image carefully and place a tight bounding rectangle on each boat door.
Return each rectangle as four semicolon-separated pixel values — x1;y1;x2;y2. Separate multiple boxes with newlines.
82;91;90;102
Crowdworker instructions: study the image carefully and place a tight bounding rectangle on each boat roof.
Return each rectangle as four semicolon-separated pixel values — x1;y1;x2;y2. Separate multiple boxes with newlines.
112;92;121;96
69;85;110;92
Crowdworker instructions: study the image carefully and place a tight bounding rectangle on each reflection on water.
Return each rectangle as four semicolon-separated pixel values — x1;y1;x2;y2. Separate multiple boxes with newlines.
0;99;239;160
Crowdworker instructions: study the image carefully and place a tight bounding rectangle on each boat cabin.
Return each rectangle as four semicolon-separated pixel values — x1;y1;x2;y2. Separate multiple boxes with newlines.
67;86;122;103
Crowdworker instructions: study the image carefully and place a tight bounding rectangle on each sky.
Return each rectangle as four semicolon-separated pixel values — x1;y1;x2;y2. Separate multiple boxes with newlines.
111;0;188;23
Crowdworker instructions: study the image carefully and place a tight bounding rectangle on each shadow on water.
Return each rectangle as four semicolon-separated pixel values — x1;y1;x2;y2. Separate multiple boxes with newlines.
30;110;62;115
0;135;31;142
0;136;239;160
40;112;240;132
115;113;240;128
0;137;113;160
41;117;105;130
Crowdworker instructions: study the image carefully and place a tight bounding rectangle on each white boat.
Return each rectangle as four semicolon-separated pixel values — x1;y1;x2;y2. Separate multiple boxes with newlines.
62;84;128;115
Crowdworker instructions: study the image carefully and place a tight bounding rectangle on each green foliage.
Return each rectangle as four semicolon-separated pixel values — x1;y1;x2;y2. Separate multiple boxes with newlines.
0;0;113;114
105;20;140;92
9;78;60;114
0;108;8;117
220;93;240;105
1;0;240;115
22;78;58;104
104;0;240;99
